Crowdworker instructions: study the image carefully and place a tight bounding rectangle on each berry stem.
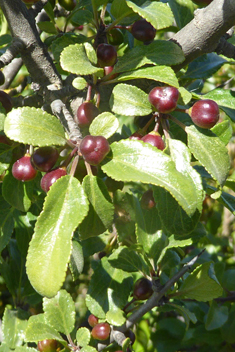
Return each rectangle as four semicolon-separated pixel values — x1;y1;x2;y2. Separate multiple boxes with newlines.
106;13;133;32
141;114;155;134
85;160;93;175
86;84;92;102
61;147;78;168
168;114;186;131
69;155;79;177
161;118;170;139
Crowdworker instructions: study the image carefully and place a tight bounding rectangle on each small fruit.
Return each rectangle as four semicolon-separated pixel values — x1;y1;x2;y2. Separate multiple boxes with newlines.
37;339;58;352
88;314;99;328
107;28;124;46
96;44;117;68
58;0;76;11
80;135;110;166
12;155;37;182
75;102;99;127
189;99;220;129
141;189;156;209
0;90;13;113
131;19;156;43
129;132;143;140
148;86;179;114
31;146;59;172
91;322;111;341
103;66;118;80
40;167;67;192
133;277;153;300
141;132;165;150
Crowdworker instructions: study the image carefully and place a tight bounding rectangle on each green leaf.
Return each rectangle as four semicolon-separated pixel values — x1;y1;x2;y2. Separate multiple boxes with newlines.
168;0;194;29
4;107;66;146
204;88;235;109
116;66;179;87
76;327;90;347
72;77;88;90
86;257;133;318
14;347;38;352
110;84;152;116
2;308;29;348
80;347;97;352
186;125;230;187
2;171;33;212
108;246;150;274
89;112;119;139
37;21;58;34
153;139;204;236
167;303;197;330
0;143;12;174
102;140;199;216
84;42;98;66
178;87;192;105
0;196;14;253
70;9;93;25
106;308;126;326
211;120;232;145
52;33;87;63
183;54;227;79
205;301;228;330
177;262;223;301
25;314;65;342
112;41;184;74
43;290;75;335
111;0;135;22
60;44;103;75
69;240;84;281
79;176;114;239
126;1;174;30
26;176;89;297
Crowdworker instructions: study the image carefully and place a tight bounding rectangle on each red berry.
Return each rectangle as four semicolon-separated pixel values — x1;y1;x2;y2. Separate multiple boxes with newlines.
40;167;67;192
31;146;59;172
141;132;165;150
37;339;58;352
148;86;179;114
103;66;118;80
80;135;110;166
75;102;99;127
141;189;156;209
88;314;99;328
12;155;37;182
133;277;153;300
91;322;110;341
0;90;13;113
189;99;220;129
131;19;156;43
97;44;117;68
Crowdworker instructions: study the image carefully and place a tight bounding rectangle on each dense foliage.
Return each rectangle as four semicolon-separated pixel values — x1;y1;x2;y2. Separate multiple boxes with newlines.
0;0;235;351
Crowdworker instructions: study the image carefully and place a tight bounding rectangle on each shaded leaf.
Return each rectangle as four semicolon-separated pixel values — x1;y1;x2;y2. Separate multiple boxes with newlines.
183;54;227;79
69;240;84;281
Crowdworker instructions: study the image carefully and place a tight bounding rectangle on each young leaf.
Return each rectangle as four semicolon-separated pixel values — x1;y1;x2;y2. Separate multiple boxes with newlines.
86;257;133;319
43;290;75;335
110;84;152;116
60;44;103;75
186;125;230;187
4;107;66;146
2;308;29;348
79;176;114;239
112;41;184;74
102;140;199;216
127;1;174;30
176;262;223;301
89;112;119;139
72;77;88;90
2;171;33;212
25;314;65;342
76;327;90;347
26;176;89;297
116;66;179;88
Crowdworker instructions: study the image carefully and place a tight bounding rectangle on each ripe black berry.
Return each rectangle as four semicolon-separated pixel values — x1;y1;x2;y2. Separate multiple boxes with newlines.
131;19;156;43
31;146;59;172
133;277;153;300
96;44;117;68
